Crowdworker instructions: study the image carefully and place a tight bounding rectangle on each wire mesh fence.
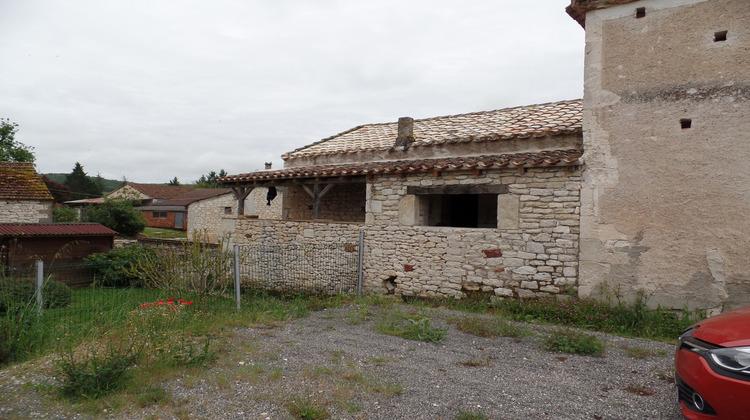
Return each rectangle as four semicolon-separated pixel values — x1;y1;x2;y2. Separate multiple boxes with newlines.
236;242;360;295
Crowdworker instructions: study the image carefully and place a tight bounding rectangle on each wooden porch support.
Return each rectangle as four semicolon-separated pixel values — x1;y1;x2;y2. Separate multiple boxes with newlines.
301;183;335;219
231;186;255;216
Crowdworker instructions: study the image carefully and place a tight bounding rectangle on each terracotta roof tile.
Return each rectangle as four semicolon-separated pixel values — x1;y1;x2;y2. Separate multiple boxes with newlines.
0;162;54;201
282;99;582;160
566;0;639;27
220;150;583;184
0;223;117;237
109;183;195;200
149;188;232;207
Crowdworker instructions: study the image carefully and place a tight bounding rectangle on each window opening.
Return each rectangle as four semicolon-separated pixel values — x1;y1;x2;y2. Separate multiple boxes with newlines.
421;194;497;228
152;211;167;219
714;31;728;42
681;119;692;129
635;7;646;18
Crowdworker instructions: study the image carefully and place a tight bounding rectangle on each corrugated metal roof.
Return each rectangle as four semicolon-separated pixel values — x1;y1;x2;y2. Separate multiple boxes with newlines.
0;223;117;237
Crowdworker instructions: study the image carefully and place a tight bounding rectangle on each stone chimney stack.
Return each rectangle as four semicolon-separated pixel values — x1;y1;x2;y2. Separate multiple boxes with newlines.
265;162;272;170
392;117;414;151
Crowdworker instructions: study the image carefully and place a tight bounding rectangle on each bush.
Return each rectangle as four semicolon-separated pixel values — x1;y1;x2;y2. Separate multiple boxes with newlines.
84;245;156;288
52;206;78;222
56;342;139;400
0;279;71;313
85;199;146;237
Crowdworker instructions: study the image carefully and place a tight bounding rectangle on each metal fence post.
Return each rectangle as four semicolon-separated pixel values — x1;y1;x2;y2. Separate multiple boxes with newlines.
357;231;364;297
234;245;241;311
35;260;44;317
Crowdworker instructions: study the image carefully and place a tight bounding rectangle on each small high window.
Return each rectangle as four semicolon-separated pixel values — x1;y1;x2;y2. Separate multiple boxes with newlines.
681;119;692;129
224;206;233;214
152;211;167;219
714;31;728;42
635;7;646;18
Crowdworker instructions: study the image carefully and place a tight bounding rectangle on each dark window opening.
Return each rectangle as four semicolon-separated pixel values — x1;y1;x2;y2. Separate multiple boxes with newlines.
681;119;692;129
635;7;646;18
224;206;233;214
714;31;728;42
421;194;497;228
152;211;167;219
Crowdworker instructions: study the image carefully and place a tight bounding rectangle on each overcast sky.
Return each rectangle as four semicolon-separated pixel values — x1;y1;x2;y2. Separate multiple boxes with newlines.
1;0;584;184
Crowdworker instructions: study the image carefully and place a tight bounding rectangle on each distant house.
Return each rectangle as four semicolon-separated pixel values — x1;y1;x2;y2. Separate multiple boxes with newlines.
0;162;54;224
106;183;195;206
135;188;236;241
0;223;117;286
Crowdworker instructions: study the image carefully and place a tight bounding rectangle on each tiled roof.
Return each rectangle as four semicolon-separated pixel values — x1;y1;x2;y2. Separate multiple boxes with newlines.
566;0;639;27
0;223;117;237
0;162;54;200
220;150;583;184
110;183;195;200
282;99;582;160
147;188;232;207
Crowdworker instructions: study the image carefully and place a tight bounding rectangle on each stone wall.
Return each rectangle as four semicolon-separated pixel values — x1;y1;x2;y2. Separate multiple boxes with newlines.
579;0;750;311
188;193;236;242
0;199;53;223
249;187;283;219
223;166;581;299
282;183;366;222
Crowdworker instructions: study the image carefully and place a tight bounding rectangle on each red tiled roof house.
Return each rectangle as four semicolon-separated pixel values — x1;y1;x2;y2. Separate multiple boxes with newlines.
220;99;583;298
0;162;54;224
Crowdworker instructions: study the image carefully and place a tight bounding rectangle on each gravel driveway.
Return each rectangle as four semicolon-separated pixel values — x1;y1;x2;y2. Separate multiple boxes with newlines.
0;303;683;419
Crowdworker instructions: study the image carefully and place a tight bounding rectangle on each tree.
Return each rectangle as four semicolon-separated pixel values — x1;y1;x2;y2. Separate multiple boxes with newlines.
86;199;146;237
42;175;73;202
0;118;35;163
194;169;227;188
64;162;102;200
53;206;78;222
168;177;181;186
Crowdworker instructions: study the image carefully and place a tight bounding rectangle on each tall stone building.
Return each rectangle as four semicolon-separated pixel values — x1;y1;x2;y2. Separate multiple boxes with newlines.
568;0;750;311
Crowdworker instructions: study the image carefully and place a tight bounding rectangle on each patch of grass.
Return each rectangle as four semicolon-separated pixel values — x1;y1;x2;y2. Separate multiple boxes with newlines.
542;329;604;356
346;304;372;324
133;385;169;407
287;396;330;419
454;408;490;420
375;315;447;343
141;228;187;239
455;316;533;338
622;345;668;359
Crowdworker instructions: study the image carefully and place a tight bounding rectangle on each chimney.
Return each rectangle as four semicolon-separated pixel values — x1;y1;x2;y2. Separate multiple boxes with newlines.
265;162;272;170
392;117;414;151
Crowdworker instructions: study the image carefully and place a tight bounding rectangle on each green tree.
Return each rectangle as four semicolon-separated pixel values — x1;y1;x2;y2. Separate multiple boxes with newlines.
85;199;146;237
53;206;78;222
168;177;181;186
64;162;102;200
0;118;35;163
194;169;227;188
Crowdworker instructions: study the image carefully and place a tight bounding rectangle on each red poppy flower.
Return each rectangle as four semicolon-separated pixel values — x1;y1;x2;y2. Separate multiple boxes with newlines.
184;301;194;305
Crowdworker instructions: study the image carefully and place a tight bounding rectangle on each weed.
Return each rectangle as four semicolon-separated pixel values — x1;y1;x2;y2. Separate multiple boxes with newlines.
375;315;446;342
287;396;330;419
622;345;667;359
346;304;372;324
133;386;169;407
542;329;604;356
455;316;532;338
56;341;139;400
454;408;490;420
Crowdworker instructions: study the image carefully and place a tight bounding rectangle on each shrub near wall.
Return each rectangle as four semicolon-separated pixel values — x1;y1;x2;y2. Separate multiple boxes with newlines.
84;245;156;288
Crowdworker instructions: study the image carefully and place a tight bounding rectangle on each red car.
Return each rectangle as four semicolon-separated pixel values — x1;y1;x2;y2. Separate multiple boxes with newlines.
675;306;750;419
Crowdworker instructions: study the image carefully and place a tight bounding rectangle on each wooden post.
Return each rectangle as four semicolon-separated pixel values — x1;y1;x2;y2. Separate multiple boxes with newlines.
301;183;334;219
231;186;254;216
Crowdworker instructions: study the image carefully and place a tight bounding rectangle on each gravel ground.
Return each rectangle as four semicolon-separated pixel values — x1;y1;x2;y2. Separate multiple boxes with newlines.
0;303;683;420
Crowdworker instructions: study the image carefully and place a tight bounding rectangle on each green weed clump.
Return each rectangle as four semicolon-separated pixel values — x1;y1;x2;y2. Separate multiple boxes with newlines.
287;396;330;419
56;341;139;400
454;408;490;420
455;316;532;338
493;295;697;340
542;328;604;356
375;315;447;343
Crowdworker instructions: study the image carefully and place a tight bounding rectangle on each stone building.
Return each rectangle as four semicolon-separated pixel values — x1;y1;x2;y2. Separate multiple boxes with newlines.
568;0;750;311
220;0;748;309
0;162;54;224
220;100;584;298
